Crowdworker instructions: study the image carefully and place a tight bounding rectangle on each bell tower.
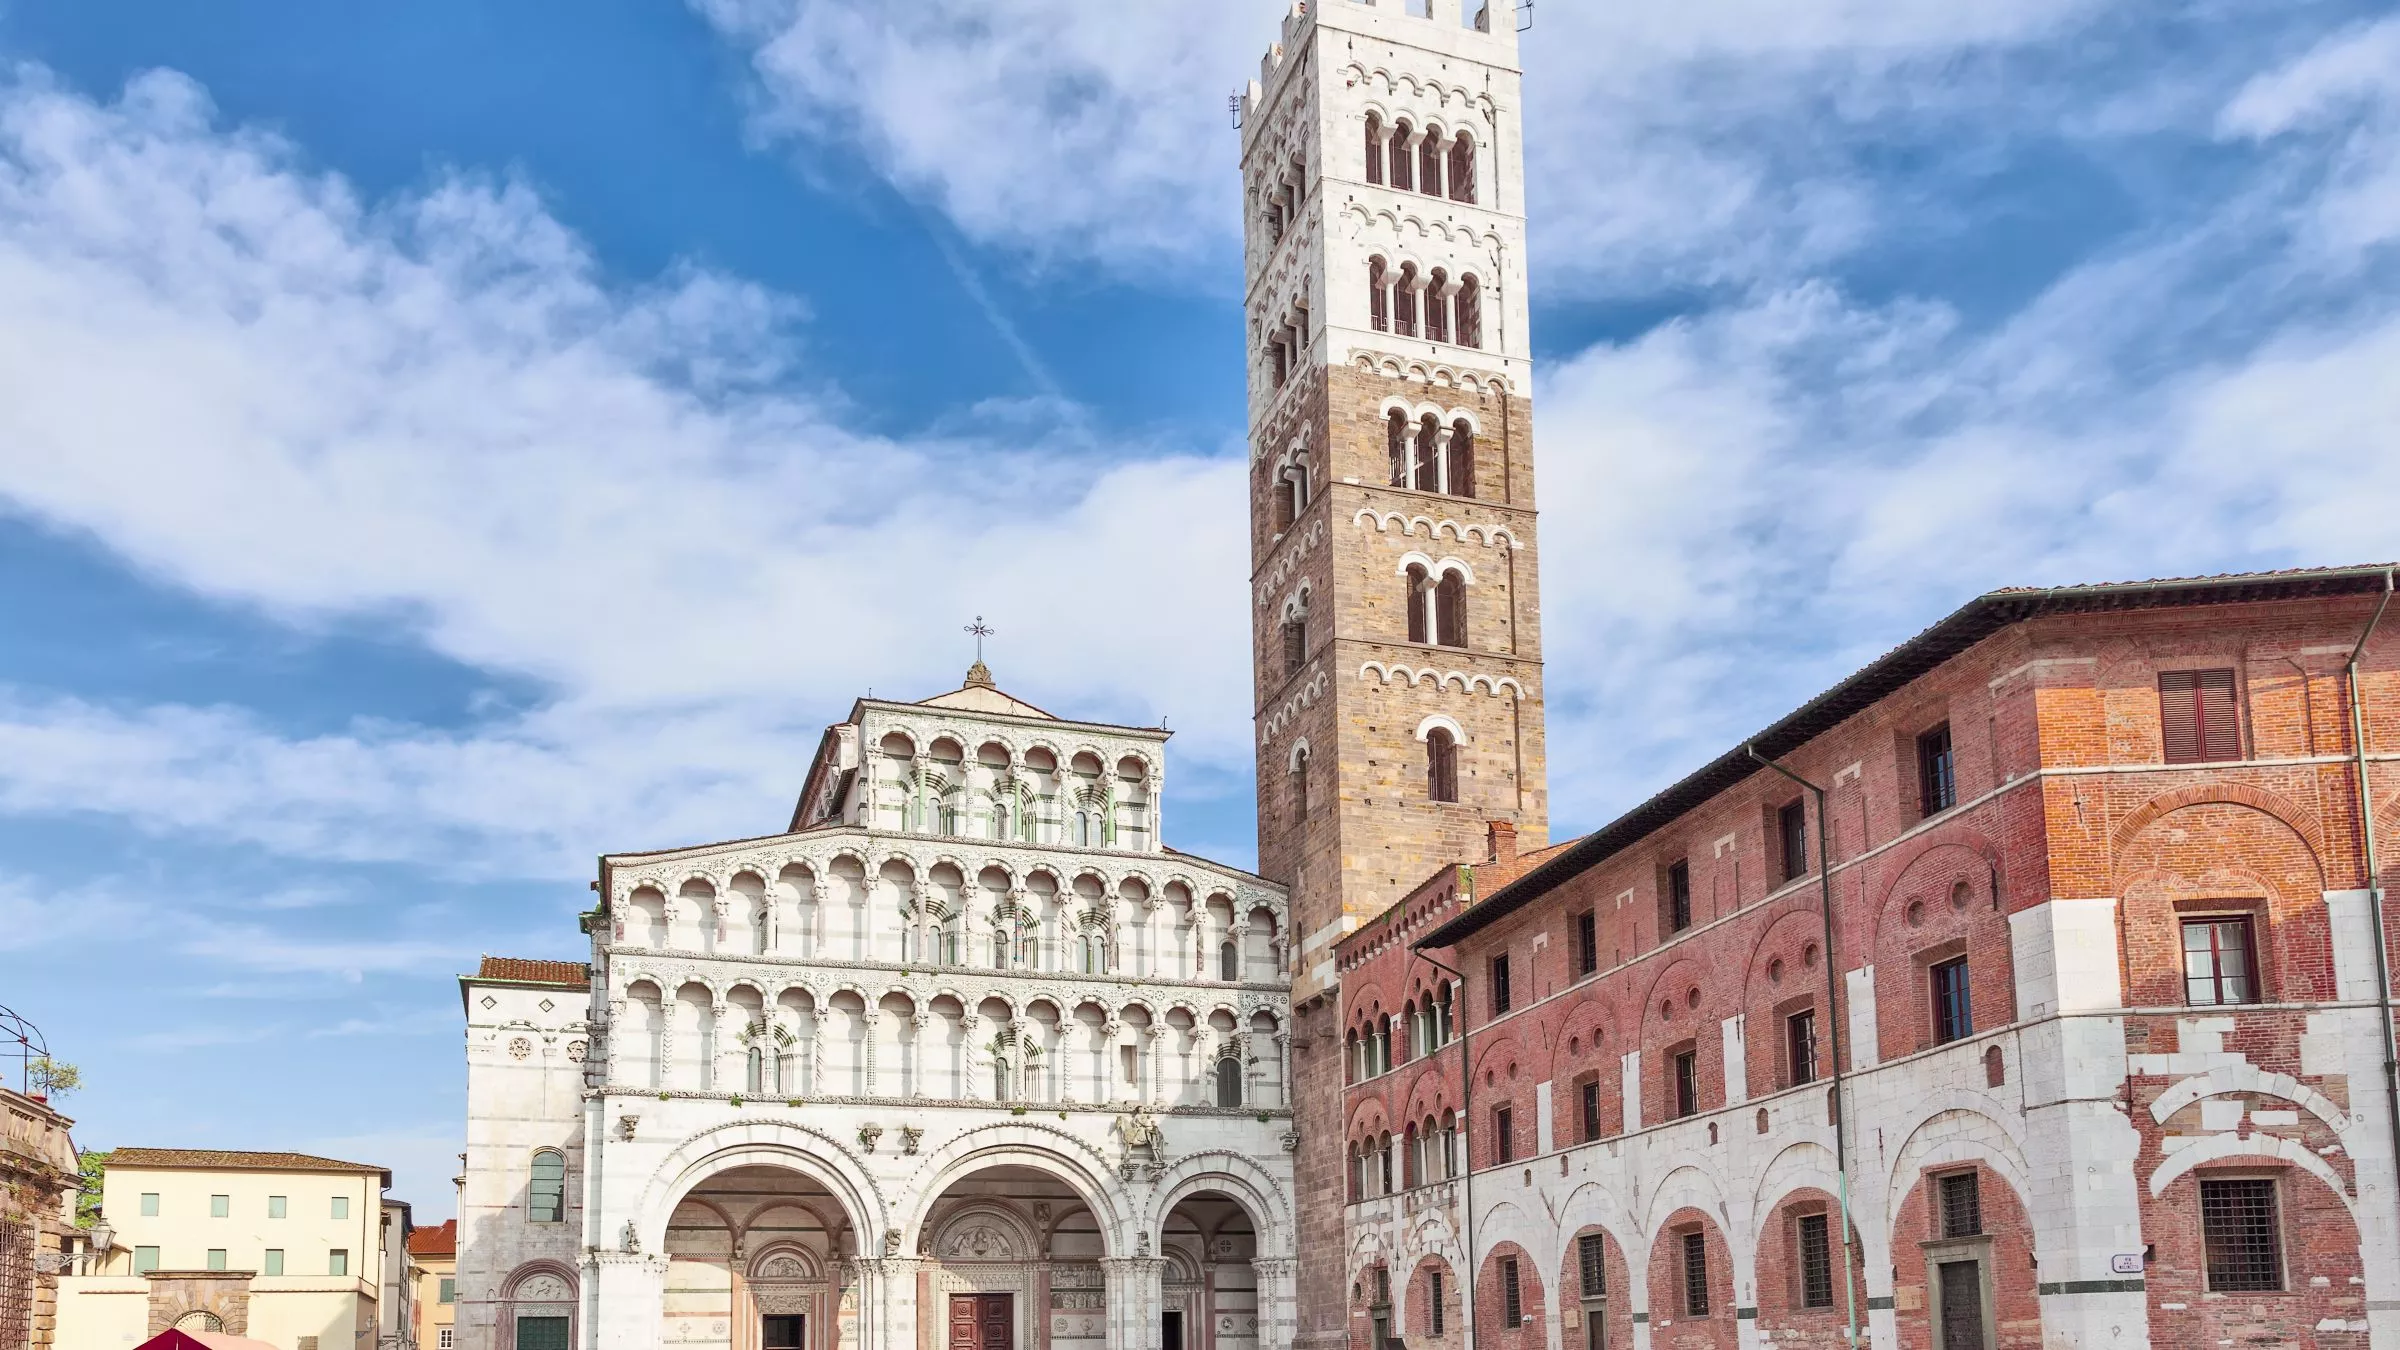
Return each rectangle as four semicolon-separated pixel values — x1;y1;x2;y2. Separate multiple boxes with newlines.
1241;0;1547;1341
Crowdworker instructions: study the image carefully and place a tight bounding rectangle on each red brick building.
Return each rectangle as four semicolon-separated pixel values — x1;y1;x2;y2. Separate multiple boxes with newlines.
1335;566;2400;1350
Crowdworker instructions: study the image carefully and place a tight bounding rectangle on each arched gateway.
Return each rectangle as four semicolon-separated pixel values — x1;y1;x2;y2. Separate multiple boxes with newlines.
459;666;1296;1350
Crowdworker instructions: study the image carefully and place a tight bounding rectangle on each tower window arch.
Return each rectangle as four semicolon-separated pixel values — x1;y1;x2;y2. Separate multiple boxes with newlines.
1215;1053;1244;1107
1369;257;1390;333
1426;268;1450;344
528;1149;567;1223
1290;740;1312;818
1446;419;1476;498
1394;264;1419;338
1418;132;1443;198
1405;564;1432;643
1365;113;1384;185
1221;940;1241;982
1387;409;1409;485
1435;572;1467;648
1449;132;1477;203
1455;276;1483;349
1414;415;1441;491
1389;121;1415;191
1426;727;1459;803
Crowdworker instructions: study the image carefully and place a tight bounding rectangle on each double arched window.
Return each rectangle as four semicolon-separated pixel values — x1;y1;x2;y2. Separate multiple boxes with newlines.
1427;727;1460;803
528;1149;567;1223
1403;563;1470;648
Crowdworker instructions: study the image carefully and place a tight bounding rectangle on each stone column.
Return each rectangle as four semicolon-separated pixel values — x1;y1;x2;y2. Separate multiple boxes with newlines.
808;1008;826;1097
962;1013;985;1100
1275;1033;1293;1110
1251;1258;1298;1350
1103;1021;1126;1104
1144;1024;1167;1104
1102;1257;1167;1350
587;1252;670;1350
863;1010;883;1098
869;1257;925;1350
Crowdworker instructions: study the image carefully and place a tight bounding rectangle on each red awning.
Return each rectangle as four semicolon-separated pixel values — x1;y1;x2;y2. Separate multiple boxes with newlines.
134;1330;284;1350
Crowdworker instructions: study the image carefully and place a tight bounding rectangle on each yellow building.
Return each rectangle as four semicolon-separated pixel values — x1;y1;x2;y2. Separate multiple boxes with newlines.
55;1148;397;1350
408;1220;455;1350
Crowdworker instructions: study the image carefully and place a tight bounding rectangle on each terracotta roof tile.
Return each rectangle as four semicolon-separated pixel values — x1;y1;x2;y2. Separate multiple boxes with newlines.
407;1218;456;1257
475;957;591;988
107;1148;388;1180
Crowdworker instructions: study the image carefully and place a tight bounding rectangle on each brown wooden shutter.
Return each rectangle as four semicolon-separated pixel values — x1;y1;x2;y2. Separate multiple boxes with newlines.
2196;668;2240;761
2159;671;2202;763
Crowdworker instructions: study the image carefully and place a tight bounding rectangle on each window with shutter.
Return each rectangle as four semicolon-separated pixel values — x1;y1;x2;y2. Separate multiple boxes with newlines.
2160;669;2240;763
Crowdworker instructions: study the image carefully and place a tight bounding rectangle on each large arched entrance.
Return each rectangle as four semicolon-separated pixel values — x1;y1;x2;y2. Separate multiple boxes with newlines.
665;1163;858;1350
919;1164;1108;1350
1160;1190;1258;1350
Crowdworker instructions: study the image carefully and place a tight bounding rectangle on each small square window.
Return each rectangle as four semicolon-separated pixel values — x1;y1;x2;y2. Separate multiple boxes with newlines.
269;1195;287;1219
133;1246;159;1275
265;1249;284;1277
210;1195;229;1218
331;1196;350;1220
206;1249;227;1271
2182;917;2260;1006
329;1248;350;1277
440;1332;455;1350
139;1193;159;1217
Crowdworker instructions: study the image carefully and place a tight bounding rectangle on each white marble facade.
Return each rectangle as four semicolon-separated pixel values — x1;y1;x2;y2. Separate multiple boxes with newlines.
460;669;1300;1350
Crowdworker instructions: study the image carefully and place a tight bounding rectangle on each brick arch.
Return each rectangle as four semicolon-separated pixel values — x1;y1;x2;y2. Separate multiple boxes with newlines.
1466;1030;1530;1087
2144;1150;2365;1348
2115;796;2332;1004
1398;1063;1457;1123
1555;1221;1630;1343
1644;1206;1735;1345
2108;782;2328;883
1866;838;2004;943
1476;1237;1549;1350
1403;1253;1462;1341
1749;1184;1860;1337
1346;1094;1394;1140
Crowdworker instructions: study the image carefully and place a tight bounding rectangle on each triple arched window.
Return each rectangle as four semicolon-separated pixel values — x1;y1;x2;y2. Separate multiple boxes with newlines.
1366;116;1478;205
1365;258;1482;349
1385;412;1475;497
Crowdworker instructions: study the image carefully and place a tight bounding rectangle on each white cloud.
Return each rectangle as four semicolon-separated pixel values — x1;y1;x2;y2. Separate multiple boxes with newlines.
2220;15;2400;260
0;69;1257;875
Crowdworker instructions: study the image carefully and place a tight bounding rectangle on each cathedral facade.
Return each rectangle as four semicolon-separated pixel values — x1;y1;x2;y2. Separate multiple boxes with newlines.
456;669;1298;1350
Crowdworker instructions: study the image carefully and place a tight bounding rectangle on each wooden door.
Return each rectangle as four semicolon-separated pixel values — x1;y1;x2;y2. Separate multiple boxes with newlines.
1935;1261;1985;1350
949;1294;1013;1350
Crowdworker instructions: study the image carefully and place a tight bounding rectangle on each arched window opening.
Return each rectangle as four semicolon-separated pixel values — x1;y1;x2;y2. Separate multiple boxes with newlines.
1369;258;1390;333
1216;1054;1244;1107
1393;264;1419;337
1221;940;1241;981
1282;464;1308;525
1365;114;1383;185
1403;1123;1419;1188
528;1149;566;1224
1387;409;1409;485
1405;564;1432;644
1435;572;1467;648
1414;415;1442;491
1440;1110;1460;1177
746;1044;764;1095
1449;133;1476;203
1346;1030;1361;1084
1390;121;1415;191
1455;276;1482;349
1080;928;1105;974
1447;421;1475;498
1378;1133;1395;1192
1418;133;1442;198
1283;616;1308;674
1426;268;1450;344
1291;745;1311;818
1274;467;1297;528
1427;727;1459;802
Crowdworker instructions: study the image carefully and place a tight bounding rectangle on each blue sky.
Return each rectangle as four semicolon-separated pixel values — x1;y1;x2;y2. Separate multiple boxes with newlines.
1;0;2395;1218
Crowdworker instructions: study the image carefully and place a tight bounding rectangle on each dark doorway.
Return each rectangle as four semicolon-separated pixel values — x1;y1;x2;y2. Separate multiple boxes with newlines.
763;1315;806;1350
1162;1310;1183;1350
950;1294;1014;1350
1935;1261;1985;1350
1582;1303;1605;1350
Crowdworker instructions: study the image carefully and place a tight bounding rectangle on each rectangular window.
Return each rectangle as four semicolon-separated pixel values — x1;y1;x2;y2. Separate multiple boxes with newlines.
1573;911;1598;978
209;1194;229;1218
2200;1177;2282;1292
1430;1271;1445;1335
206;1249;227;1271
1495;1106;1516;1164
268;1195;287;1219
1502;1258;1522;1326
1797;1214;1833;1309
329;1248;350;1277
1579;1079;1602;1143
1786;1009;1818;1086
1666;860;1692;933
1938;1171;1983;1239
1578;1232;1605;1298
331;1196;350;1220
441;1332;455;1350
1681;1230;1710;1317
1673;1048;1700;1118
1490;955;1512;1015
265;1249;284;1277
1917;722;1956;817
2160;669;2240;764
133;1246;159;1275
2183;917;2260;1006
139;1193;159;1217
1777;800;1809;882
1932;956;1973;1044
440;1277;457;1304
